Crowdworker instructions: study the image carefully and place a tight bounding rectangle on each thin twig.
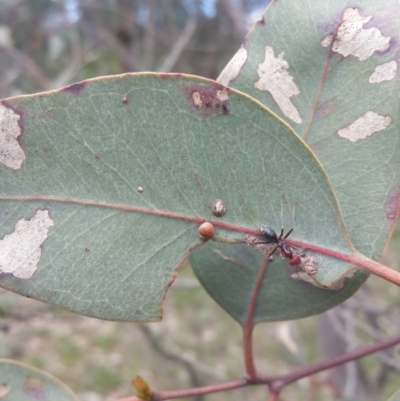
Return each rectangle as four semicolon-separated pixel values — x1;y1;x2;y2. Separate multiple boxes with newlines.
158;16;197;72
243;251;274;379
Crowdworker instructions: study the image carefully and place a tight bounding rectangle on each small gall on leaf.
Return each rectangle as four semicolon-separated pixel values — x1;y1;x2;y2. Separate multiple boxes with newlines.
137;186;144;193
211;199;227;217
122;95;129;104
198;222;215;240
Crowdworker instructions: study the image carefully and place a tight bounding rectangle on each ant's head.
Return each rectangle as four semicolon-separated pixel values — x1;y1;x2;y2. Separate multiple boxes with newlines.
260;225;278;243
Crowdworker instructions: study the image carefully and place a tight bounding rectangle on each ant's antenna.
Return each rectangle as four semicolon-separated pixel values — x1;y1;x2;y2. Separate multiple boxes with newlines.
292;201;297;230
279;196;285;237
283;201;296;239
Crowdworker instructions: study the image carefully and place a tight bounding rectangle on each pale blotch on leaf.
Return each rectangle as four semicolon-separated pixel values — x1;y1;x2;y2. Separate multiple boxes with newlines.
218;46;248;86
369;61;397;83
192;91;203;108
332;8;391;61
0;103;26;169
254;46;302;124
0;384;11;398
290;272;327;289
338;111;391;142
216;88;229;103
0;210;54;279
320;34;333;47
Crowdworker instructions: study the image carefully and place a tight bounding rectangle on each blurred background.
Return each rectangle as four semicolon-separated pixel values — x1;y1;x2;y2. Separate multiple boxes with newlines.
0;0;267;97
1;1;400;401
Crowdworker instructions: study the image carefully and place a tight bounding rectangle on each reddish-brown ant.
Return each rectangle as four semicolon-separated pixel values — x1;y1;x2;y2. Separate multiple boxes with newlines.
251;201;319;275
256;201;301;266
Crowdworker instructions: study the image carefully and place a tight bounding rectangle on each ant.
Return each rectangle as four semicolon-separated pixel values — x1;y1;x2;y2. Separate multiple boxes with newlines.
256;201;302;266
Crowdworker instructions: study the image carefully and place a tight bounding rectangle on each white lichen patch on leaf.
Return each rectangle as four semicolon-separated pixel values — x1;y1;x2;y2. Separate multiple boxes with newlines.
290;272;327;289
0;103;26;169
218;47;248;86
192;91;203;107
369;61;397;83
216;88;229;102
0;210;54;279
338;111;391;142
332;8;391;61
321;34;333;47
254;46;302;124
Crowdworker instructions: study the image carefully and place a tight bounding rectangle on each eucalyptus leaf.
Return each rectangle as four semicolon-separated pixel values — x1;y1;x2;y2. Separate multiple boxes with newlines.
0;359;79;401
219;0;400;260
0;74;357;321
190;242;365;325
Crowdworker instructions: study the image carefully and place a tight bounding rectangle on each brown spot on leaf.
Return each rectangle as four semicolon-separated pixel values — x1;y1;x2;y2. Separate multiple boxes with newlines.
24;376;44;399
385;187;400;222
158;73;180;80
316;101;336;118
63;81;87;95
183;83;230;118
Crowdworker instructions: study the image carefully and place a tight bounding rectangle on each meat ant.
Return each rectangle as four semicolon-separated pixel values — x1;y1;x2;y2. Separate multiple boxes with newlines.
256;201;302;267
248;200;319;275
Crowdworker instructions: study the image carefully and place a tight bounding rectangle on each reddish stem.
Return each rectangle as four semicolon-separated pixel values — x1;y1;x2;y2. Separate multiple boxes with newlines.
153;379;247;400
260;333;400;392
286;238;400;286
2;195;400;285
113;333;400;401
243;253;271;379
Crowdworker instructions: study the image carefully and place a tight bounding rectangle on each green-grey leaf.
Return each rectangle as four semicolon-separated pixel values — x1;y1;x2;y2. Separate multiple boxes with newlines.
0;359;79;401
219;0;400;260
190;242;365;325
0;73;357;321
